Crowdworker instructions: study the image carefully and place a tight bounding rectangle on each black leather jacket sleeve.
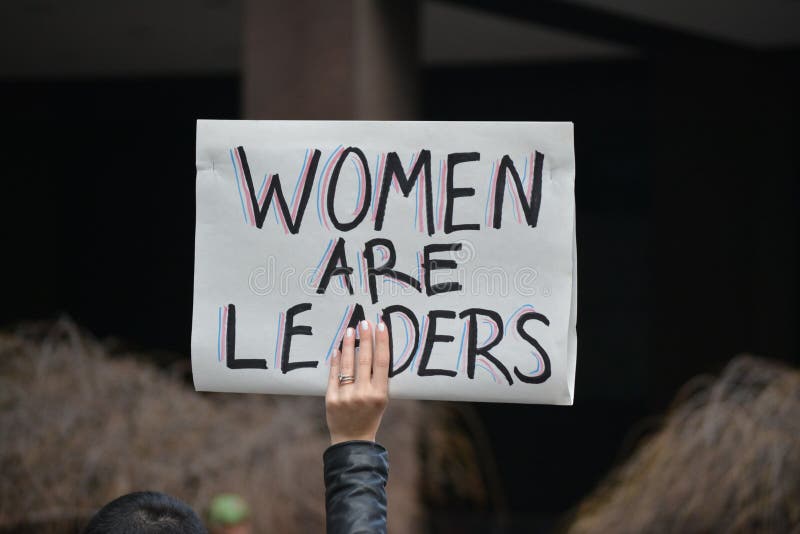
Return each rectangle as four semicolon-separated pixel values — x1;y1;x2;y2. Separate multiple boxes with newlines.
323;440;388;534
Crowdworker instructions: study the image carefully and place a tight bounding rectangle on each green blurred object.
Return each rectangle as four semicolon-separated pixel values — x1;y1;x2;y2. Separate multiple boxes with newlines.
208;493;250;526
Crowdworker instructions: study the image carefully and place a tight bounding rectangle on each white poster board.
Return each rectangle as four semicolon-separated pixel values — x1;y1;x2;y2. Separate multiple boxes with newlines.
192;120;577;404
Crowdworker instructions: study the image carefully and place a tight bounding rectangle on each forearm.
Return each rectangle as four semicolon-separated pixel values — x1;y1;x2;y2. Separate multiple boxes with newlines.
324;440;388;534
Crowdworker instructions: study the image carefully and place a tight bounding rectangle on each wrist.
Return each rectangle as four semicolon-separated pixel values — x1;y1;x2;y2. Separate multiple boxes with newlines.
330;432;377;445
323;440;388;467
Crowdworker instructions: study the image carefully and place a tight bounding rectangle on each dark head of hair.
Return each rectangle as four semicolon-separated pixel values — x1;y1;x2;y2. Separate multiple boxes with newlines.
84;491;207;534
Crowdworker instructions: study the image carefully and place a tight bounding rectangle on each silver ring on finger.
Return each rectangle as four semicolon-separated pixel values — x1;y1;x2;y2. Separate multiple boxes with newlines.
338;374;355;385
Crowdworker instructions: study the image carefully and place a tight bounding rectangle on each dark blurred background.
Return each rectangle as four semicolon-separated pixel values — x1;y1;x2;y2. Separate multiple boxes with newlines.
1;0;798;531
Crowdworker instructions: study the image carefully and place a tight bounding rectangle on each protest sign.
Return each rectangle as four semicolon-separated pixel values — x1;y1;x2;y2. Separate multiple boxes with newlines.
193;120;576;404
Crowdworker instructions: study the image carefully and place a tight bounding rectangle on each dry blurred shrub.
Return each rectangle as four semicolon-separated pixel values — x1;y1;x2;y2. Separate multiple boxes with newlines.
0;319;486;533
569;355;800;534
418;403;510;532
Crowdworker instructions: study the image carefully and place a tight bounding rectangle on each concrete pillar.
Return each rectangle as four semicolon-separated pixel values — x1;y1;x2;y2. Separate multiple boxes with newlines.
243;0;419;120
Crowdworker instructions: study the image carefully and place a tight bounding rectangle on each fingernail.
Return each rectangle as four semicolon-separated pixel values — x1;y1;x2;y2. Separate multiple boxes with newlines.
346;327;354;338
378;322;386;332
361;320;369;331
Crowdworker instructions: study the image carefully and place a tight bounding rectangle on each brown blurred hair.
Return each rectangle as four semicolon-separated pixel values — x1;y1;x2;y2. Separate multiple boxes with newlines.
568;355;800;534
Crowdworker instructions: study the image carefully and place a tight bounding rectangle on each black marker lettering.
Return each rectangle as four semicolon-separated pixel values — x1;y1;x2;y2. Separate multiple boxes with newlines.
491;152;544;228
337;303;366;351
237;146;321;233
444;152;481;234
327;147;371;232
225;304;268;370
364;238;421;304
423;243;463;296
459;308;512;385
316;238;354;295
281;303;316;373
381;305;420;377
417;310;457;377
374;150;435;235
514;311;551;384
